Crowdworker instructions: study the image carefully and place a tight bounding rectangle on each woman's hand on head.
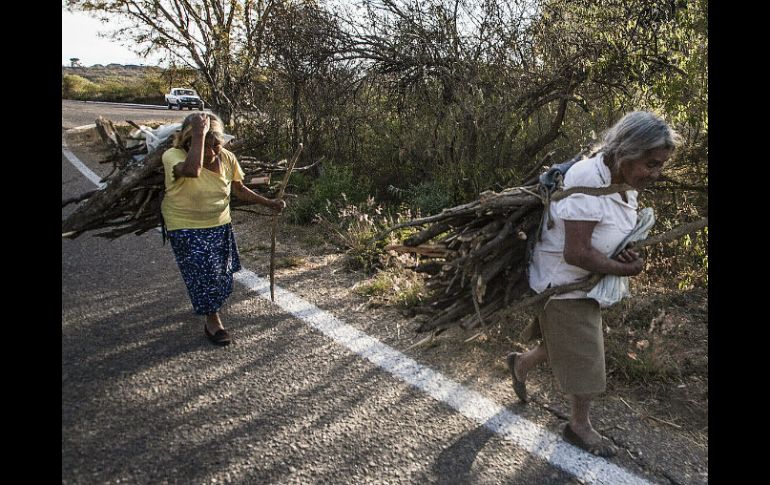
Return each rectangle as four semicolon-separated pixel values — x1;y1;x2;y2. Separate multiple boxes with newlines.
189;114;210;136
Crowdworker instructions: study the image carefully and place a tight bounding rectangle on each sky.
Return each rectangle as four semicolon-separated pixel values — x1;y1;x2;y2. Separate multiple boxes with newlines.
62;9;164;67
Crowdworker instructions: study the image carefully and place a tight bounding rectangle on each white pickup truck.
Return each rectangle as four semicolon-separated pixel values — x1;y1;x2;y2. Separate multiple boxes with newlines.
165;88;205;110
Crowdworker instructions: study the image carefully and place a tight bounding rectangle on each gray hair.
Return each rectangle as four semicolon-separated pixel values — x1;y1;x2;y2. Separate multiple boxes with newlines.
597;111;682;170
173;112;226;151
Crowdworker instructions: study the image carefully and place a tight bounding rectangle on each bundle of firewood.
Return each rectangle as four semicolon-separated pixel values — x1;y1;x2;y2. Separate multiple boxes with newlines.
382;184;545;333
62;117;317;239
383;184;708;335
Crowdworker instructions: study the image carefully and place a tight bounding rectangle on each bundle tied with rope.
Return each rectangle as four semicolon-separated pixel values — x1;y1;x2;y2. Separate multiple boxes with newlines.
381;154;708;337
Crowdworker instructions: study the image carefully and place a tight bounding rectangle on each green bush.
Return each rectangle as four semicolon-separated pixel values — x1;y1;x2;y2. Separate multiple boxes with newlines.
62;70;165;104
307;194;419;274
287;172;314;193
316;196;388;273
403;180;457;216
62;74;99;99
638;194;708;291
287;165;371;224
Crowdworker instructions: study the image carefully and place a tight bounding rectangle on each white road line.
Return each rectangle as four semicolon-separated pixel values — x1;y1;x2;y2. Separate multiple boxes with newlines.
235;270;650;485
62;135;106;189
62;128;653;485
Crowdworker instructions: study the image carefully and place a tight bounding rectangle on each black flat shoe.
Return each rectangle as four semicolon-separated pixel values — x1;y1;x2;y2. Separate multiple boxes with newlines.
505;352;528;403
204;325;232;346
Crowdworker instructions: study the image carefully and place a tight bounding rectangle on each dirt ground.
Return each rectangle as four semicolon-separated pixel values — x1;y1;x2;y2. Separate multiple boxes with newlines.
64;126;708;485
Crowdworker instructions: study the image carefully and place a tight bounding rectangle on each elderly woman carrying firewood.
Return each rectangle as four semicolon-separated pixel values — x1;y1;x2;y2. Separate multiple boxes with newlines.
162;113;285;346
505;111;681;456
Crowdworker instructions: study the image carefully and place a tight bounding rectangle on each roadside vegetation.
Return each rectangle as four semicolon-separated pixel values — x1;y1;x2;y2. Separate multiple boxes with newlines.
62;64;202;105
65;0;707;416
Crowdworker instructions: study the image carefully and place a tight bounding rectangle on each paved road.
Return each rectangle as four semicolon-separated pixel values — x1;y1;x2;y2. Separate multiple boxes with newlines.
61;102;631;484
61;99;204;131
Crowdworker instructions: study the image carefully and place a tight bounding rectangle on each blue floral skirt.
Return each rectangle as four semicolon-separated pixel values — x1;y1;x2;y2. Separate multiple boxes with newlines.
167;223;242;315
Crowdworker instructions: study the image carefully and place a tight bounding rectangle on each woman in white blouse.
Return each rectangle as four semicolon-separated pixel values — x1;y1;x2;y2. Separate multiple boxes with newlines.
505;111;681;457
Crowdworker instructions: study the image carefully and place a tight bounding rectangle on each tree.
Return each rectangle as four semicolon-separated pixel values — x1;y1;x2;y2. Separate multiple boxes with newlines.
531;0;708;184
265;0;343;151
65;0;278;125
335;0;590;190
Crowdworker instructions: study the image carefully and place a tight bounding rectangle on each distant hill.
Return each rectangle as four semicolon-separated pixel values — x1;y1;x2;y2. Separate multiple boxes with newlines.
62;63;202;105
62;64;165;85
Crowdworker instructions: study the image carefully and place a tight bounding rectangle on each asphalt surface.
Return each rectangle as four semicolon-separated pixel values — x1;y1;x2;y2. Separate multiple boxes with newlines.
61;101;622;484
61;99;200;130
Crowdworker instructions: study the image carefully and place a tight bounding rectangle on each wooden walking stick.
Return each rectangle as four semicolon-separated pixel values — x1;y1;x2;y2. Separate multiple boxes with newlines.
270;143;303;301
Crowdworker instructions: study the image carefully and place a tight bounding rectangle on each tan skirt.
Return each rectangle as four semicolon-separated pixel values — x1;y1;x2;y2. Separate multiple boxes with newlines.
525;298;606;395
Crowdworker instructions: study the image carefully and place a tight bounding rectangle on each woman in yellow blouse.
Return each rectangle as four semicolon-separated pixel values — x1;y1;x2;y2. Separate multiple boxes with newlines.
162;113;284;346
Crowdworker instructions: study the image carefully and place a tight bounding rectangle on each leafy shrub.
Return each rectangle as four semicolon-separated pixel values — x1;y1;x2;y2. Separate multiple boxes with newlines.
402;180;457;216
62;74;99;99
311;195;419;274
637;195;708;290
287;165;371;224
62;70;165;104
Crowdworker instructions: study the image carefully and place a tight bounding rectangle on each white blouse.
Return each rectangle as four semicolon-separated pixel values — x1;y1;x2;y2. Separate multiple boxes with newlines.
528;153;638;300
